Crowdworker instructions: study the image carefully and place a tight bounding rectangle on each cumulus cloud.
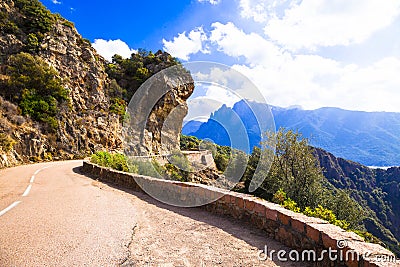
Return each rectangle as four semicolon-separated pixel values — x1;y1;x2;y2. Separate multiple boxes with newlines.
233;53;400;112
52;0;61;4
162;27;209;61
239;0;296;23
92;39;137;61
199;22;400;112
209;22;290;67
264;0;400;51
198;0;221;5
163;0;400;112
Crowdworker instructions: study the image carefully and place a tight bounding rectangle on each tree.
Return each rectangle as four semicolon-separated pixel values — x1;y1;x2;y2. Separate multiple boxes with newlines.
258;129;324;209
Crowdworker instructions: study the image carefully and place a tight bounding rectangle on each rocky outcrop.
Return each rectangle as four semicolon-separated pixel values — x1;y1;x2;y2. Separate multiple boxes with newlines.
0;0;121;167
124;67;194;156
38;20;122;157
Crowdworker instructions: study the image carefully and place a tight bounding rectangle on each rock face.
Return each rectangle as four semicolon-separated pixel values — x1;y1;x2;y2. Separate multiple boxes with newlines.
124;67;194;156
37;20;122;156
0;0;193;168
0;0;121;167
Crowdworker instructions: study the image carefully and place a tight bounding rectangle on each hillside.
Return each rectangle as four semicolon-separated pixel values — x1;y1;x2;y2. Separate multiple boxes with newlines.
0;0;178;168
314;148;400;256
184;100;400;166
183;100;400;255
0;0;121;167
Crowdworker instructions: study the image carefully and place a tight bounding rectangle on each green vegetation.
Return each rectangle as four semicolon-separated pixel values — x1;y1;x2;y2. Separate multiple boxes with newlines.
240;129;365;231
315;149;400;256
0;133;16;152
1;52;69;131
91;151;191;182
304;205;350;230
0;11;19;35
105;50;180;119
255;129;324;209
0;0;56;50
91;151;129;172
272;189;301;213
94;132;380;246
0;0;78;57
14;0;55;35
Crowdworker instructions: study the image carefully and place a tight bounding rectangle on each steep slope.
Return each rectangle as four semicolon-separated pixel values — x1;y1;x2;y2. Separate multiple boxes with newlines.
0;0;121;167
314;148;400;256
0;0;182;168
185;100;400;166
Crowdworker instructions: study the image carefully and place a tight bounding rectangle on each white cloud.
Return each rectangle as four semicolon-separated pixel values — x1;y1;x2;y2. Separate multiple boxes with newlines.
161;0;400;112
199;22;400;112
162;27;209;61
186;85;241;122
92;39;137;61
264;0;400;51
210;22;290;67
239;0;295;23
198;0;221;5
52;0;61;4
233;55;400;112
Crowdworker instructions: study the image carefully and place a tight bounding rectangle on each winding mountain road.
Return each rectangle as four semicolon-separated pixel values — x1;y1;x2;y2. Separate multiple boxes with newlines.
0;161;308;266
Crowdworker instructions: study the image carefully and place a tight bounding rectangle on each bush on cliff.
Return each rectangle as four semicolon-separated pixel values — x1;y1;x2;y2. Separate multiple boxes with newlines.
91;151;129;172
0;133;16;153
2;52;69;131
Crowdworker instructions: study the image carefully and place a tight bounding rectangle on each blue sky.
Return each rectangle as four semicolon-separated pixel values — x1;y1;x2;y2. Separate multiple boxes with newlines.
43;0;400;113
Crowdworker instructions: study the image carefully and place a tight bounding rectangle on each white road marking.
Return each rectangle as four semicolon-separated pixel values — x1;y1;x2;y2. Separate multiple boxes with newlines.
1;166;51;218
22;185;32;197
30;166;50;183
0;201;21;217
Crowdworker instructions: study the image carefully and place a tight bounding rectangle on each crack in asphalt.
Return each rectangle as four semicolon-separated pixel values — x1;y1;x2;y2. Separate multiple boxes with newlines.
120;223;137;267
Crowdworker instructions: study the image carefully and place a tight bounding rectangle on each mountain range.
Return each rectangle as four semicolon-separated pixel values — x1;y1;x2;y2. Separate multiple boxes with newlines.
183;100;400;167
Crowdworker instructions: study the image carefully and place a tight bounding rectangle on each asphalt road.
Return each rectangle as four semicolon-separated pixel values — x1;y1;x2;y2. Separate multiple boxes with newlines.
0;161;308;267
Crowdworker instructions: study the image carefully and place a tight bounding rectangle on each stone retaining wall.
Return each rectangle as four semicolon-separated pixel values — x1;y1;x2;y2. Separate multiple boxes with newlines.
130;150;216;169
81;161;398;267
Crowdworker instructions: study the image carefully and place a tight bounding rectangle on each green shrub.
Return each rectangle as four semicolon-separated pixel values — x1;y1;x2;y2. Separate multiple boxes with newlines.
0;12;19;34
214;153;229;171
14;0;55;34
4;52;69;131
353;230;382;244
164;163;185;181
26;33;39;52
304;205;350;230
127;158;164;178
168;150;191;171
91;151;129;172
273;189;300;212
0;133;16;152
61;20;74;29
272;188;287;205
283;199;301;213
109;97;126;119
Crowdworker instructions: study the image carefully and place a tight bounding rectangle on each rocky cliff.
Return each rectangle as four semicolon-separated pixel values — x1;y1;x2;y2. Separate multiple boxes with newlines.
124;66;194;156
0;0;122;167
0;0;187;168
